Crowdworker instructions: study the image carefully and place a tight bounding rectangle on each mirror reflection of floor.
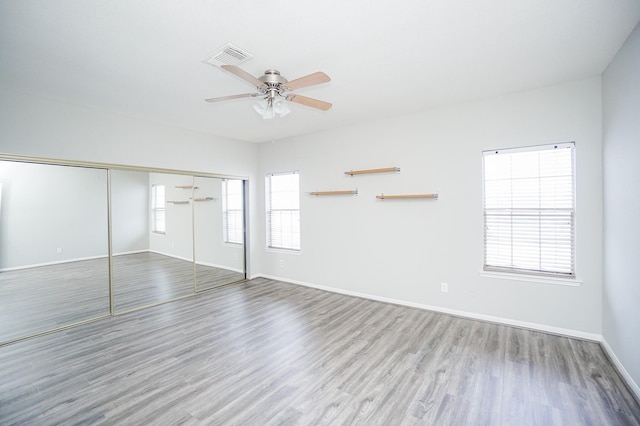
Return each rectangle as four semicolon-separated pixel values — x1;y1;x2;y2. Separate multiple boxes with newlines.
0;252;244;343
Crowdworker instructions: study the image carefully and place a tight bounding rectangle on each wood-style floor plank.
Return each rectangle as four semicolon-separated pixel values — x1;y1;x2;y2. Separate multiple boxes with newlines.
0;278;638;425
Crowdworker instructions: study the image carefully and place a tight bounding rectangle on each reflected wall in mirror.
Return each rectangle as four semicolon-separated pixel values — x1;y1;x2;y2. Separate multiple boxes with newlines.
0;161;109;342
194;177;245;291
111;171;195;312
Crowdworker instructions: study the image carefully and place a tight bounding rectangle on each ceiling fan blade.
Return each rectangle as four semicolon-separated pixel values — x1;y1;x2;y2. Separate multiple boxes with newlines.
221;65;266;89
284;71;331;91
205;93;259;102
286;94;333;111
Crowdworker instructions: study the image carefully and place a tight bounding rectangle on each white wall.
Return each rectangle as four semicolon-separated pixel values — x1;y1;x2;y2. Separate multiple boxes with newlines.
0;161;108;269
0;89;258;176
258;77;603;337
602;23;640;397
0;88;260;275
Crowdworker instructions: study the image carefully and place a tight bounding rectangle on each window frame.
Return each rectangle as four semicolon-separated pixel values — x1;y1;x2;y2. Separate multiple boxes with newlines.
482;142;576;279
222;179;244;245
265;171;301;252
151;183;166;234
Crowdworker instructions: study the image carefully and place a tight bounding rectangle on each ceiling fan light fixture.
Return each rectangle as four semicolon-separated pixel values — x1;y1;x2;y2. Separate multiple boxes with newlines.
254;97;290;119
253;99;268;115
273;98;290;117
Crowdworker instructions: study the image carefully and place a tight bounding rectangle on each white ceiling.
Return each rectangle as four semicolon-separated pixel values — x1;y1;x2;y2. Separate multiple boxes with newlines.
1;1;639;144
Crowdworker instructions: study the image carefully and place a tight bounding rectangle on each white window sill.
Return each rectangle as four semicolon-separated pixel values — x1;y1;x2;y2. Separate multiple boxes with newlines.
265;247;302;255
479;270;582;287
223;241;243;247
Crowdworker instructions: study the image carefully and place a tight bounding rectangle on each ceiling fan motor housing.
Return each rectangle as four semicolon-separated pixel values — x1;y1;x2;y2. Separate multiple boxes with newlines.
259;69;288;85
259;70;288;98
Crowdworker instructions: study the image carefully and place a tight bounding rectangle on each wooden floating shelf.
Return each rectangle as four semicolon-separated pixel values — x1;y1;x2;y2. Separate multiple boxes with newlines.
191;197;215;202
167;200;190;204
309;190;358;196
376;193;438;200
345;167;400;176
175;185;198;189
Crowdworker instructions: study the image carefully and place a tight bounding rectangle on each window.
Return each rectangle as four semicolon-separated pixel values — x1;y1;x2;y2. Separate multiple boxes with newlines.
151;184;166;234
266;171;300;251
482;142;575;277
222;179;244;244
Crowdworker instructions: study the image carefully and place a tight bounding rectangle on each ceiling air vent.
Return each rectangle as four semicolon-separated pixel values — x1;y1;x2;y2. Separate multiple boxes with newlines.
203;43;253;68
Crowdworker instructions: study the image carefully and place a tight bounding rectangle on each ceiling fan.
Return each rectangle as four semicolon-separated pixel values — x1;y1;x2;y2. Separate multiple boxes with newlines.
205;65;332;119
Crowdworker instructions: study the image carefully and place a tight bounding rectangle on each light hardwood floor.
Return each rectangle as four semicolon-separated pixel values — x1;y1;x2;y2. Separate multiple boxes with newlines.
1;278;638;425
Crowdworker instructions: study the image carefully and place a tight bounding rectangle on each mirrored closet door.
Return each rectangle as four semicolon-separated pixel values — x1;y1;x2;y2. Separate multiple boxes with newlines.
0;157;247;346
111;170;196;313
0;160;110;342
194;177;245;292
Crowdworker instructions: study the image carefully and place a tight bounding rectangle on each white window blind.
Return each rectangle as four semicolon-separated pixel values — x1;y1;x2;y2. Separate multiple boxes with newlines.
222;179;244;244
151;184;166;234
482;142;575;277
266;172;300;251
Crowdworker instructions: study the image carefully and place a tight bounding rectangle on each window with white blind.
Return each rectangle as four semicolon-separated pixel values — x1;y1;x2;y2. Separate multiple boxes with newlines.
151;184;166;234
266;171;300;251
222;179;244;244
482;142;575;277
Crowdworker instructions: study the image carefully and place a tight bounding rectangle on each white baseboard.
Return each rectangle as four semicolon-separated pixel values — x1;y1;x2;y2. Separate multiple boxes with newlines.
2;250;242;273
148;250;243;272
148;250;194;263
0;254;108;272
0;249;158;271
601;338;640;402
112;249;149;257
253;274;602;342
195;260;243;274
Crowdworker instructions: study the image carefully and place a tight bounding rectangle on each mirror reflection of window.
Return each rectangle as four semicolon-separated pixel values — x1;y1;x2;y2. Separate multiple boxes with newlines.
222;179;243;245
151;184;166;234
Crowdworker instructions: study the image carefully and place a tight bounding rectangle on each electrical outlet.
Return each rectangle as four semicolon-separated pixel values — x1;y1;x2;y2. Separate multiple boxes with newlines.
441;282;448;293
57;248;63;254
279;260;285;268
